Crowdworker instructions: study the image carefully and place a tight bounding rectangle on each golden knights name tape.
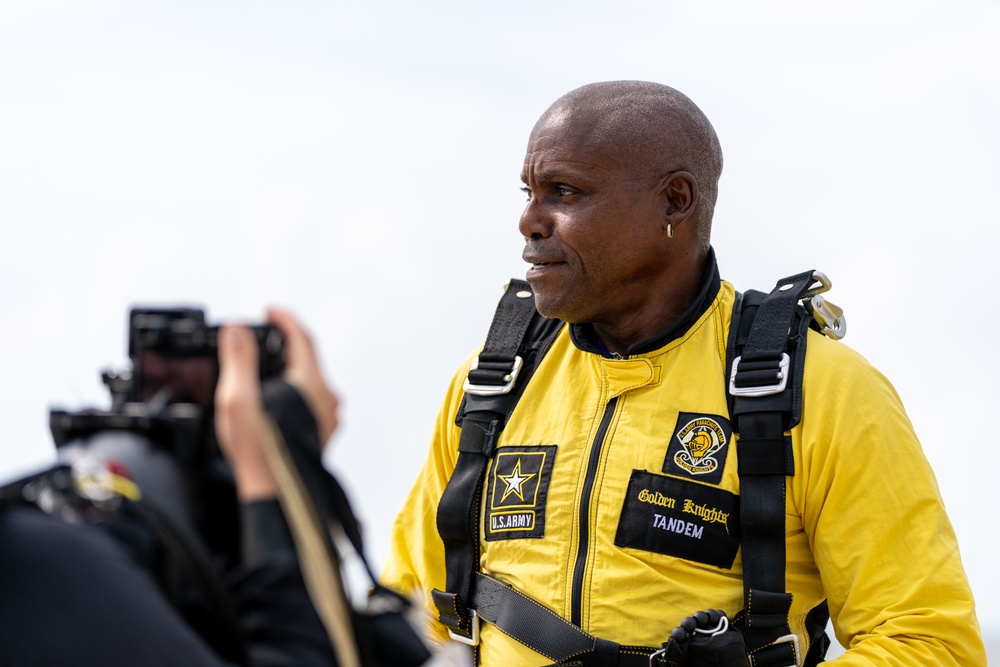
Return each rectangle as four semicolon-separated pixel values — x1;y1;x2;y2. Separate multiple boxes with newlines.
636;489;730;527
616;470;741;569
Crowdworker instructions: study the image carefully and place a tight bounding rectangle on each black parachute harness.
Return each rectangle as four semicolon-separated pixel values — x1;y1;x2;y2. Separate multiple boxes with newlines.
432;272;846;667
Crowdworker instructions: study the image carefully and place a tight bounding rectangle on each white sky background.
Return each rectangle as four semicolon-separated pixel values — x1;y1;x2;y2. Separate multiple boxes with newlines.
2;0;998;650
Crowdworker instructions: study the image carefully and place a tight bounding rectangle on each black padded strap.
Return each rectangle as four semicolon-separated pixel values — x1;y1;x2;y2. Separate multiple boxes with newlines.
473;573;592;661
433;280;562;643
465;279;540;389
742;272;815;356
731;272;818;667
472;573;664;667
740;590;797;667
737;413;789;595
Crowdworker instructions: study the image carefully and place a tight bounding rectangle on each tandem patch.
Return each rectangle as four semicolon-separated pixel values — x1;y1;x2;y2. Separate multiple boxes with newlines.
485;445;557;541
614;470;741;569
662;412;733;485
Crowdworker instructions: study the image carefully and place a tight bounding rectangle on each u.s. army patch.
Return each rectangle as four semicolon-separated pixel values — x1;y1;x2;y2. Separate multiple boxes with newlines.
485;445;556;541
662;412;733;485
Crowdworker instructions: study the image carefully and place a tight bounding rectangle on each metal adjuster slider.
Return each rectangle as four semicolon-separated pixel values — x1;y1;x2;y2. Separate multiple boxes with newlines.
463;356;523;396
729;353;790;398
447;609;480;646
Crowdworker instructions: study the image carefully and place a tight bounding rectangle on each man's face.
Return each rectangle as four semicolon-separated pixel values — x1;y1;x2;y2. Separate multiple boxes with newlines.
519;113;671;326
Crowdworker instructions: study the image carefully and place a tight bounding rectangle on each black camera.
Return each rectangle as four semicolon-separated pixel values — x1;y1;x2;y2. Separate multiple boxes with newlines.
30;307;290;660
6;306;432;667
127;307;286;405
47;307;287;554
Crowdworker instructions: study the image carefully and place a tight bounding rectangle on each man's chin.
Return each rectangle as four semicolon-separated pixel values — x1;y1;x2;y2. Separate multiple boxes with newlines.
525;274;584;321
530;291;578;322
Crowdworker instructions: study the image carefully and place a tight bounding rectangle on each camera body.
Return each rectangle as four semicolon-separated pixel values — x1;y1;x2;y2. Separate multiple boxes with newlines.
128;307;286;404
47;306;287;560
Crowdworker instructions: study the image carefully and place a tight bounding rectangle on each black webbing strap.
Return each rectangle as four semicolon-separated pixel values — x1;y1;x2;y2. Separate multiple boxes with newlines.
433;279;562;646
471;572;666;667
731;271;817;667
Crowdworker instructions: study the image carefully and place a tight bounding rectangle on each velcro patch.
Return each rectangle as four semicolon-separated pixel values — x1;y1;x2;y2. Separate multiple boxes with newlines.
614;470;741;569
485;445;556;541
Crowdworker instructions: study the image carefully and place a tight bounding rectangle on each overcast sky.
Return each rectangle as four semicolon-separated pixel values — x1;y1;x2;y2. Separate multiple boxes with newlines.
2;0;998;651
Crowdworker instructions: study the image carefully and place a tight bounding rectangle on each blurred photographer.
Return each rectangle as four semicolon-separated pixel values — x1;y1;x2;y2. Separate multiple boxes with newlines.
0;309;420;666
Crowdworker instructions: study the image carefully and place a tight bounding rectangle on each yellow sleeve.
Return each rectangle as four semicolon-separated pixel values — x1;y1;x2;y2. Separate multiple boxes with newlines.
793;333;985;665
380;357;474;645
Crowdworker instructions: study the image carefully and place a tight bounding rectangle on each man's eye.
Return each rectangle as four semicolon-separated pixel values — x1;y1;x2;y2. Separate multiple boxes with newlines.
556;185;574;197
520;185;532;201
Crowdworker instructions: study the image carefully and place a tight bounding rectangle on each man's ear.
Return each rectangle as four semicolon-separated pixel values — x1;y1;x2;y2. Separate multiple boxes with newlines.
660;171;698;229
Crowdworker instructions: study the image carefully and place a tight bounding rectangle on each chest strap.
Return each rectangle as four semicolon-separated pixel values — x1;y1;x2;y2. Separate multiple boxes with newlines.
473;572;671;666
432;280;562;648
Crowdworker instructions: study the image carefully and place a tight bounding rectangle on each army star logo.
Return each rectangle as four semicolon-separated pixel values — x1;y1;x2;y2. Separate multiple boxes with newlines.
486;445;556;541
498;459;535;503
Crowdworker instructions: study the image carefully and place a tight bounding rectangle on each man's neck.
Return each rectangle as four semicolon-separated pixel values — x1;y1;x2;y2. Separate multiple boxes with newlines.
591;284;700;355
573;249;717;357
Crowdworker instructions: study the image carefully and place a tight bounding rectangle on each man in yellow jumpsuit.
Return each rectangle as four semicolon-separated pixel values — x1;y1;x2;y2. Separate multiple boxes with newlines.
381;81;986;665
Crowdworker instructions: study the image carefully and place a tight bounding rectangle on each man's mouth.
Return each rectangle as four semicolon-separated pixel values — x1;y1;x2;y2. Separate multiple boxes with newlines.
523;244;565;273
522;251;564;267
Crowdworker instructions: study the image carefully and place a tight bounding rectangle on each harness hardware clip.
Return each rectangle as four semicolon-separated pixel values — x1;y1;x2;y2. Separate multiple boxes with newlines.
806;294;846;340
802;270;832;299
729;353;790;397
463;356;523;396
446;610;480;646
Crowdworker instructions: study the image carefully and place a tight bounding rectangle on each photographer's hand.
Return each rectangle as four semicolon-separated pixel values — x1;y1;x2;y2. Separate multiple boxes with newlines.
216;325;279;500
216;311;340;500
265;308;339;447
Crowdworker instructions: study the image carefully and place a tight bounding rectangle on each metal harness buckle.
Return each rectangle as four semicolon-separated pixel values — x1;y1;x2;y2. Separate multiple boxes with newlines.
463;356;523;396
801;270;847;340
729;353;790;397
807;294;847;340
447;609;480;646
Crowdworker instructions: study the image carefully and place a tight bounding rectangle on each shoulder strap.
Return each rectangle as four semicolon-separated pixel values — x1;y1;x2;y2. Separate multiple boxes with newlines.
728;270;839;667
432;279;562;647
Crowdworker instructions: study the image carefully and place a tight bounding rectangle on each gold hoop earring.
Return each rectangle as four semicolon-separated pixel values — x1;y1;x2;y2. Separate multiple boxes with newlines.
666;223;673;239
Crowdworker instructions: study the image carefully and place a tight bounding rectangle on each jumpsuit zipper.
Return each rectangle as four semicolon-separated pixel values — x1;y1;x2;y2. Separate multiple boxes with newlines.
570;396;618;627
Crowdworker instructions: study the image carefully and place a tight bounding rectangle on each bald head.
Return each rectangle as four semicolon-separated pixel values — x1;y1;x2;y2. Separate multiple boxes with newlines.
536;81;723;248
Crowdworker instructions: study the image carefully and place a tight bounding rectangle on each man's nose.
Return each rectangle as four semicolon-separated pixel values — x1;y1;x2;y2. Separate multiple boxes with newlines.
518;198;552;240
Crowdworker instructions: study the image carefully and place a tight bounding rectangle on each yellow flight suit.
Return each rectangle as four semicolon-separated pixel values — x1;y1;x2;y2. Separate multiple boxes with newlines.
382;278;985;665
